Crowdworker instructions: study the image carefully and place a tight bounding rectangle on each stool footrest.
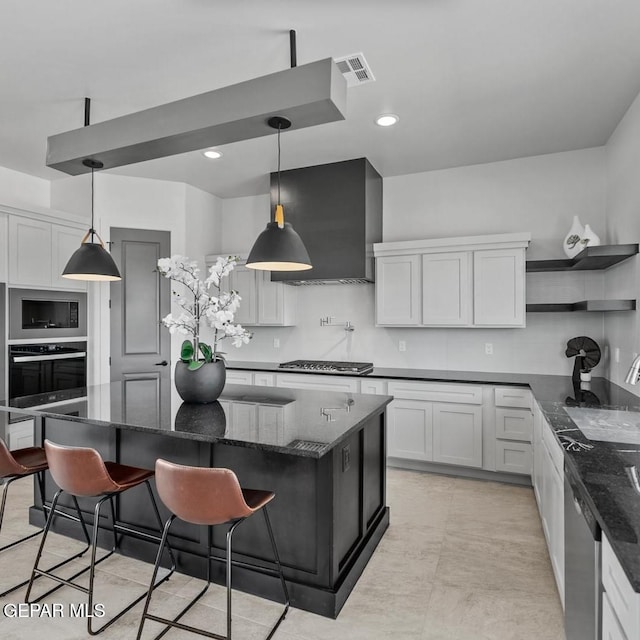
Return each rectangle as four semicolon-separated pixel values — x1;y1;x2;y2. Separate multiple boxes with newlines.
145;613;228;640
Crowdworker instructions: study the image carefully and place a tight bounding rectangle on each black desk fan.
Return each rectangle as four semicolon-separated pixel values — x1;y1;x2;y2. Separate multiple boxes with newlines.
565;336;601;383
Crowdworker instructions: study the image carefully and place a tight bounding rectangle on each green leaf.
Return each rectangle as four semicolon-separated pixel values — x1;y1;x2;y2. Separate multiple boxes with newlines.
199;342;213;363
187;360;205;371
180;340;194;362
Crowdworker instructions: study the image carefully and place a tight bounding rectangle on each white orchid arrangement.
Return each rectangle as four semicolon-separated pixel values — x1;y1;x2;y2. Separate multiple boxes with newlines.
157;255;252;370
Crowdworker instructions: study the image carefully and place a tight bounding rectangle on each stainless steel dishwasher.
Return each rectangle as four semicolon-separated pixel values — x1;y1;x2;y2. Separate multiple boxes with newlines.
564;462;602;640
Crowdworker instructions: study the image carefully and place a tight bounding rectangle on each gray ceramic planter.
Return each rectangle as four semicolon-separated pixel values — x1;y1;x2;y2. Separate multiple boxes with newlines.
174;359;226;404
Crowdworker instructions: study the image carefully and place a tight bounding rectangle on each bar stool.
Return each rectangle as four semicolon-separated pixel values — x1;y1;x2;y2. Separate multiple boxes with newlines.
0;438;88;597
136;459;290;640
25;440;176;636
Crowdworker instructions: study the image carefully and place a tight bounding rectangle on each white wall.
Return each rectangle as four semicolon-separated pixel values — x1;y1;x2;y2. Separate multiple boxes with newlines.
0;165;50;209
215;148;609;375
604;89;640;393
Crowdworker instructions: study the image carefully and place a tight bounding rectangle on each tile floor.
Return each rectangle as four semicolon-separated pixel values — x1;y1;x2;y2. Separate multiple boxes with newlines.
0;469;565;639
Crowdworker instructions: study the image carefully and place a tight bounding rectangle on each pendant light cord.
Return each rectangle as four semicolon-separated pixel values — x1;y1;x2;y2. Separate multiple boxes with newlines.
90;167;95;241
277;122;282;206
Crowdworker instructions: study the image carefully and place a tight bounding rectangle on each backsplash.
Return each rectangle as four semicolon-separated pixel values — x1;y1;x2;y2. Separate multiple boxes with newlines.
206;282;606;376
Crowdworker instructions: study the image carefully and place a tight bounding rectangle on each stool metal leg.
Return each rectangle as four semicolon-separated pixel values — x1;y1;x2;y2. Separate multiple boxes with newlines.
262;505;290;640
136;511;289;640
24;489;92;602
0;476;43;553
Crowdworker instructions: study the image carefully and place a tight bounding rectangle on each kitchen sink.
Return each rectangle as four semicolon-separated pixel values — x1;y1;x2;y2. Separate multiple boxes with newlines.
564;407;640;445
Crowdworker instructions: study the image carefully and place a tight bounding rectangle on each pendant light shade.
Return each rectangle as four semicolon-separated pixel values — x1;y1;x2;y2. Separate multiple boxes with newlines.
62;158;122;282
246;117;312;272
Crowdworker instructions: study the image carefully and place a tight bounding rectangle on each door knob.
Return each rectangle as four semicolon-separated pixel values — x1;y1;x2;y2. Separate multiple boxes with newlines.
155;360;169;366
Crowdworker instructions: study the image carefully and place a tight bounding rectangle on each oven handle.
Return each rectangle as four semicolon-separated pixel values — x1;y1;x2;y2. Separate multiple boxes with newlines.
12;352;87;363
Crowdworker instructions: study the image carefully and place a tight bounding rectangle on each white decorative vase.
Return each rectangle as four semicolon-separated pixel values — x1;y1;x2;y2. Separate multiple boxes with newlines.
563;216;585;258
581;224;601;249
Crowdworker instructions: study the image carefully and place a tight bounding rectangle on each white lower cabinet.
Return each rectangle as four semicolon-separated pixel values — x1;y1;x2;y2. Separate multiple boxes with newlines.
494;386;533;476
387;399;433;461
602;534;640;640
537;415;565;607
432;403;482;468
387;380;483;468
603;592;629;640
275;373;359;393
6;420;35;450
225;370;254;385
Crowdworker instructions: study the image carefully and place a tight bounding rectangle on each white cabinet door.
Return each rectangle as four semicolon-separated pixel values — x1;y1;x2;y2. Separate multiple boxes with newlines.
360;379;387;395
602;534;640;639
473;248;525;326
539;423;564;606
7;419;35;450
51;225;87;290
257;271;283;325
375;255;421;325
253;372;275;387
227;401;258;439
229;265;258;325
0;213;8;282
495;440;532;475
422;252;471;326
432;403;482;468
257;405;285;445
9;216;52;287
495;408;533;441
602;592;630;640
225;370;254;385
387;399;433;461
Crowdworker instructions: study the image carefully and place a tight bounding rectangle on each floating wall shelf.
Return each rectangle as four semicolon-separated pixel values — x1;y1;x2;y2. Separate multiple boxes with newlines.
527;300;637;313
526;244;639;272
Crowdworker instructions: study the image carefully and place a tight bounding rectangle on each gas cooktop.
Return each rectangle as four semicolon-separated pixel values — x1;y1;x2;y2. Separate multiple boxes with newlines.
278;360;374;375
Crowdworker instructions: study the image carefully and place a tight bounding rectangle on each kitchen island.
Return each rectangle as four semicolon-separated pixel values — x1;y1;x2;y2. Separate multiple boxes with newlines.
2;382;391;618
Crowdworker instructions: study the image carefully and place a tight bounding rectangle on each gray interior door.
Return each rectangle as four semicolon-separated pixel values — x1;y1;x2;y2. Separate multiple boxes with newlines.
109;228;171;427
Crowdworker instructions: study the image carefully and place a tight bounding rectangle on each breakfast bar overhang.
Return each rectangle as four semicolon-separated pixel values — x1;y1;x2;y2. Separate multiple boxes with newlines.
3;382;391;618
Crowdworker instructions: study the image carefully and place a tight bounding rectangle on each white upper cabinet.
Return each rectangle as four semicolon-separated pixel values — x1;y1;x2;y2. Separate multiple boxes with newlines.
51;225;88;290
9;216;52;287
422;251;471;326
8;215;86;291
0;213;8;282
375;254;421;325
374;233;530;328
210;256;296;327
228;264;258;325
474;248;525;326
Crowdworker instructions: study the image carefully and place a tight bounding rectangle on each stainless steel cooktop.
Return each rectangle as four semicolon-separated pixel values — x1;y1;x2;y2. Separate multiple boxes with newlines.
278;360;374;375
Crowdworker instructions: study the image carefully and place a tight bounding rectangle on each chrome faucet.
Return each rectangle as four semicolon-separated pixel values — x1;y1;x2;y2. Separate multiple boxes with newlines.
625;354;640;385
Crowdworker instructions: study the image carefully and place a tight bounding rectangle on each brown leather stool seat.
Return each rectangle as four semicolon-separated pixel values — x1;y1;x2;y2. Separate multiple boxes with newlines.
0;438;87;597
136;459;289;640
25;440;175;636
1;440;48;593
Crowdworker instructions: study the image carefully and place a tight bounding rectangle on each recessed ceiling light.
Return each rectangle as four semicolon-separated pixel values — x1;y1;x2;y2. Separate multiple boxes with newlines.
203;149;222;159
375;114;399;127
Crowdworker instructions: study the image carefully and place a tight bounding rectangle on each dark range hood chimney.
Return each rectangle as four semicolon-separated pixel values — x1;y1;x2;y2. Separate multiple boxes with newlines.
270;158;382;285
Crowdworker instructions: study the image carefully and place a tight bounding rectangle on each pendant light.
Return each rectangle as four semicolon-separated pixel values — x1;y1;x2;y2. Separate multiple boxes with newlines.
246;116;312;272
61;158;122;281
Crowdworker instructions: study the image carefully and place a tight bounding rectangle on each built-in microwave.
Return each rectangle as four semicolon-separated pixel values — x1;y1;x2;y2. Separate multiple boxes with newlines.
9;289;87;340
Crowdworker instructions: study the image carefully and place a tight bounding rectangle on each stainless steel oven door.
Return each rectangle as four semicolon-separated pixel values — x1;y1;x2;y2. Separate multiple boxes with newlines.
9;344;87;399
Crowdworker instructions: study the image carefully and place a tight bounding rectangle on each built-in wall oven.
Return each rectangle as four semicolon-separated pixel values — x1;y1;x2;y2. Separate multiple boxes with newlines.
8;342;87;421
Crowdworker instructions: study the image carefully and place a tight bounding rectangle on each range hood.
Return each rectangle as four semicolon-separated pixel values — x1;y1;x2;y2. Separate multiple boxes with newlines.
270;158;382;285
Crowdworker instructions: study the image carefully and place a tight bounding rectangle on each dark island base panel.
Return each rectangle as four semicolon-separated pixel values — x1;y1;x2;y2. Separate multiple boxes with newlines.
29;413;389;618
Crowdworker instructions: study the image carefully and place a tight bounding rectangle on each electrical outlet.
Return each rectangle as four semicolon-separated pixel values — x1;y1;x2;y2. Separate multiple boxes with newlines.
273;338;280;349
398;340;406;352
485;343;493;355
615;347;620;363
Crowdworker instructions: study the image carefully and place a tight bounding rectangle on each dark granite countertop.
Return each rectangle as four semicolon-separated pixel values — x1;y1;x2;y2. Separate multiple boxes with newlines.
0;382;391;459
229;361;640;591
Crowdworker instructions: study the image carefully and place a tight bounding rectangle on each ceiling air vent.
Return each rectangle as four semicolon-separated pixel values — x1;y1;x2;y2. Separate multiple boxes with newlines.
333;53;375;87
